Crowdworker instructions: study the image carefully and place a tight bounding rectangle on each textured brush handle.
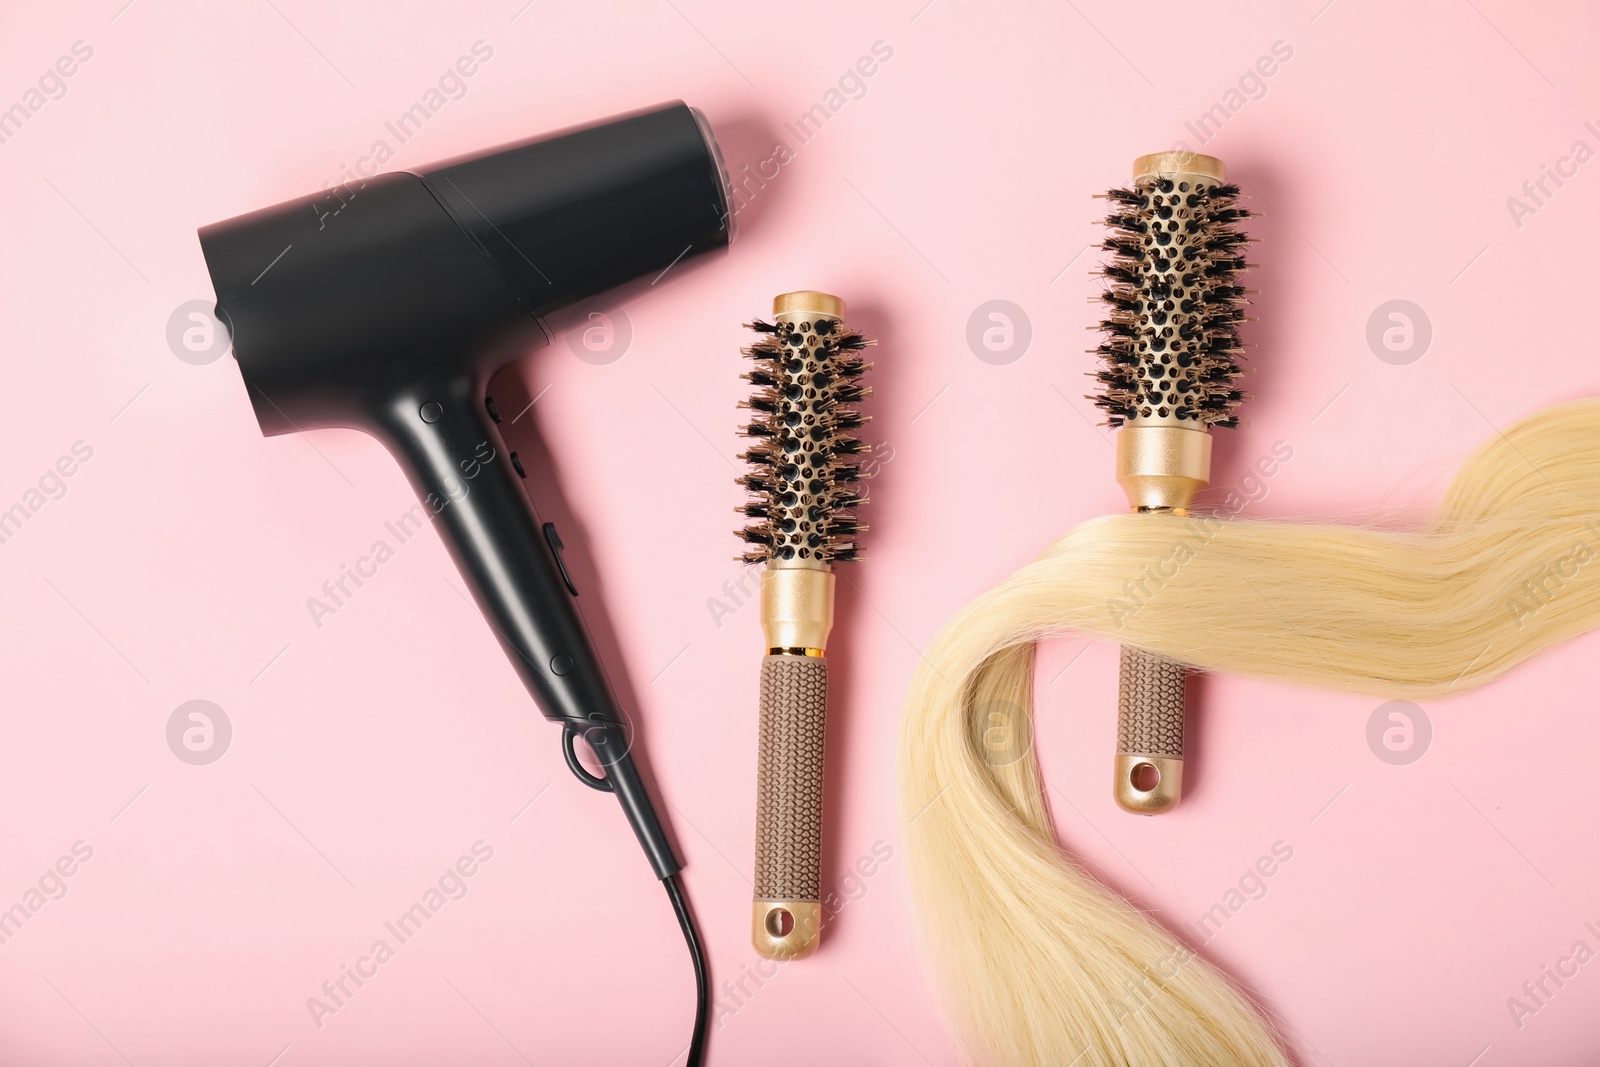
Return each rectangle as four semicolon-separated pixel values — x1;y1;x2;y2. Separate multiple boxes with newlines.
751;654;828;959
1114;646;1186;814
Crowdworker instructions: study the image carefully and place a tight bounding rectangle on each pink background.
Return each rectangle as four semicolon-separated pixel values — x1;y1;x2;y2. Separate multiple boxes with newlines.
2;1;1599;1063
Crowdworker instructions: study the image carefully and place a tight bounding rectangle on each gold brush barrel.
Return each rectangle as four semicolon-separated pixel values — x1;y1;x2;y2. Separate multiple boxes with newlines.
1099;151;1247;814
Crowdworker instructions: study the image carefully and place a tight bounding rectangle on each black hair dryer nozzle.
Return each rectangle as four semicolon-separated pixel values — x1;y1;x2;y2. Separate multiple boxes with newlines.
198;102;733;880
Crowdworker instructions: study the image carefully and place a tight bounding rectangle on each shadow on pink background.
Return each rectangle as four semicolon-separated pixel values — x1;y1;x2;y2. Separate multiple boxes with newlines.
1;1;1599;1064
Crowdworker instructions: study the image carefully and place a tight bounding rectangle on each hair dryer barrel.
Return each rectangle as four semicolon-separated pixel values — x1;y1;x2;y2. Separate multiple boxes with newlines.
196;101;732;434
422;104;734;316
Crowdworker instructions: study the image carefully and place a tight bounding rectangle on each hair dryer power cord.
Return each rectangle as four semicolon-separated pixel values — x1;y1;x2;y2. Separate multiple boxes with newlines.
665;872;710;1067
563;724;708;1065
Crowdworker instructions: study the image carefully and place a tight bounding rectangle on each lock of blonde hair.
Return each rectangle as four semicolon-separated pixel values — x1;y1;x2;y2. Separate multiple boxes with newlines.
900;398;1600;1065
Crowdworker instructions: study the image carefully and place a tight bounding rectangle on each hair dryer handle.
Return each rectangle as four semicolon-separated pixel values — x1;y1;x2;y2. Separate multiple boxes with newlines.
377;378;681;879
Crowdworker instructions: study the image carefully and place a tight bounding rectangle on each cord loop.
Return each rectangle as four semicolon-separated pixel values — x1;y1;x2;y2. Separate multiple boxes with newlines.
561;722;614;792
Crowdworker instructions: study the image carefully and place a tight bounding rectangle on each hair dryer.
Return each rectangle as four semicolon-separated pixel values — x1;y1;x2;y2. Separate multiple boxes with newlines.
197;101;732;1062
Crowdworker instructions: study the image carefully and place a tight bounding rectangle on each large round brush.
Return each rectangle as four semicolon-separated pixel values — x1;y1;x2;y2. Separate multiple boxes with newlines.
736;291;872;959
1090;152;1251;814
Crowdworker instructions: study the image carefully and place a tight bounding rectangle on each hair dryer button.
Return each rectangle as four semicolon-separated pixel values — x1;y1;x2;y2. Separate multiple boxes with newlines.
543;521;580;597
550;653;573;675
419;401;443;423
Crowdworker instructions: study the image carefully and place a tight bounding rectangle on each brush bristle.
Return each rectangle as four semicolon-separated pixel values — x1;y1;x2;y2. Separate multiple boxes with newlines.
736;317;873;565
1090;176;1251;429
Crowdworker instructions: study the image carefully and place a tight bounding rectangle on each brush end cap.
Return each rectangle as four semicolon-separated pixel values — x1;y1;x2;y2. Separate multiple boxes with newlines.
1133;151;1226;182
753;900;822;960
1114;755;1184;814
773;291;845;320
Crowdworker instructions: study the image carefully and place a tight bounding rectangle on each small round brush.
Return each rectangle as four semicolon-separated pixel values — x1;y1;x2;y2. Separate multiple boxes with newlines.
1090;152;1252;814
737;291;872;959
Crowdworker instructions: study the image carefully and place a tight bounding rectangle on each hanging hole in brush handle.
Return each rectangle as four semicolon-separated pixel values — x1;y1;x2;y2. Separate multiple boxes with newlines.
1114;646;1186;814
751;653;827;960
377;379;680;879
